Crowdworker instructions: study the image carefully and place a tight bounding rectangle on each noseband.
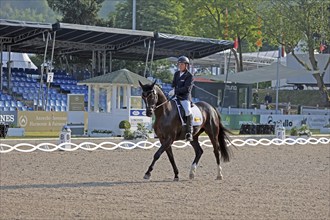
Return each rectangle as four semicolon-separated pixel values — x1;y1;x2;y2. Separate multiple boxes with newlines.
142;89;169;111
142;89;157;111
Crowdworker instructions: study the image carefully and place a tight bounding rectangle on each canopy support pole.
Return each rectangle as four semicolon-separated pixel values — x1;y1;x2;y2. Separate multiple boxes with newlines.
37;32;50;111
221;49;232;112
144;39;151;77
45;31;56;111
0;43;3;91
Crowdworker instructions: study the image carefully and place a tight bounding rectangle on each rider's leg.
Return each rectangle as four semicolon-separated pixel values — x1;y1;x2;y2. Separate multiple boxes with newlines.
181;100;193;141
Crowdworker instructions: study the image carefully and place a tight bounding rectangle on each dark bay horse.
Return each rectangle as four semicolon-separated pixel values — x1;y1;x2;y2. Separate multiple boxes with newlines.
139;80;232;181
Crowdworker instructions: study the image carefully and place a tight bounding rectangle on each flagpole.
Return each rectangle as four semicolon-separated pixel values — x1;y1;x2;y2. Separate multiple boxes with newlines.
275;46;280;114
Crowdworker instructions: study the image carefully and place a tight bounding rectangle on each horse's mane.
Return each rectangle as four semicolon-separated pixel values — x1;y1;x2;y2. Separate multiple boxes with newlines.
154;84;168;100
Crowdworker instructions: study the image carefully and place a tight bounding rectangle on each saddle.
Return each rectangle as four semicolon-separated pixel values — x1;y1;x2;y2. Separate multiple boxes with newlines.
172;98;203;126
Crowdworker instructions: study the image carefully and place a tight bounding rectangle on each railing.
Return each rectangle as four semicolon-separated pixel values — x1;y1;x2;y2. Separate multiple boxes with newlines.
1;137;329;153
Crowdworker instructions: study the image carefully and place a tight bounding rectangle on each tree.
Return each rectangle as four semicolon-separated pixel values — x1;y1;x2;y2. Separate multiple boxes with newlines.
110;0;183;33
0;0;58;22
259;0;330;106
47;0;104;25
180;0;264;72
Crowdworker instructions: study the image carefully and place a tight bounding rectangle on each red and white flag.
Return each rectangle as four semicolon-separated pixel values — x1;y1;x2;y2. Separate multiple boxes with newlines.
320;43;327;52
233;37;239;49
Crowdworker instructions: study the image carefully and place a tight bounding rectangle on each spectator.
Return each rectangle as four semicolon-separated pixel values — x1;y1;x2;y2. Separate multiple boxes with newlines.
264;92;272;104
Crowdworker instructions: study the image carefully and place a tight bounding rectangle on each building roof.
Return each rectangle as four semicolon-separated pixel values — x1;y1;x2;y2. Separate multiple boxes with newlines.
78;69;152;85
0;19;234;61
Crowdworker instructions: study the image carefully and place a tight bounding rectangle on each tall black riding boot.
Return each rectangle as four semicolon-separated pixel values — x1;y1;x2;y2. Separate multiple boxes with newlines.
185;115;193;142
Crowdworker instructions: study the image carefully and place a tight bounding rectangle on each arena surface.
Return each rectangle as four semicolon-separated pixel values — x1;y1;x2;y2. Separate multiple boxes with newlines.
0;138;329;220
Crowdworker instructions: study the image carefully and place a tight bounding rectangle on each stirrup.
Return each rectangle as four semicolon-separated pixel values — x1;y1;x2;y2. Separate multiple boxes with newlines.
185;133;193;141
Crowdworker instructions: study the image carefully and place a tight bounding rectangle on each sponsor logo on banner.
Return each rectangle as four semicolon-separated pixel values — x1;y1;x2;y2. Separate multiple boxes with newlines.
0;111;17;125
19;115;28;127
130;110;146;116
17;112;67;132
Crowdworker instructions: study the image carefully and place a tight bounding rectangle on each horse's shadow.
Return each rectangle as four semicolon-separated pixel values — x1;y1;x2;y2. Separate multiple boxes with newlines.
0;179;188;190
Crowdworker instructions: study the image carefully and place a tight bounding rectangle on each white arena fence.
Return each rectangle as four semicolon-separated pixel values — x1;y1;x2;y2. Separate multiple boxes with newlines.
0;137;329;153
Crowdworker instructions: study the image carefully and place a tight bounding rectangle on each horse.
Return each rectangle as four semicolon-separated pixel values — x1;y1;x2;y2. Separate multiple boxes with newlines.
139;80;232;181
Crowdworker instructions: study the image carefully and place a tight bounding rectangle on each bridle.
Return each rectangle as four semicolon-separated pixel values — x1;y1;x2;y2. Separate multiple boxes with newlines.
142;89;170;112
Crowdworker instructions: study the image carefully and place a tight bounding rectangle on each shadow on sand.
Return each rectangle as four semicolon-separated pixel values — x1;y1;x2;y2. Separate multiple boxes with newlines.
0;179;188;190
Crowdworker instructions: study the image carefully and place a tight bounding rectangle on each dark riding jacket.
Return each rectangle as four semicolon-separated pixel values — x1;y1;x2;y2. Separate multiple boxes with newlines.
172;70;193;100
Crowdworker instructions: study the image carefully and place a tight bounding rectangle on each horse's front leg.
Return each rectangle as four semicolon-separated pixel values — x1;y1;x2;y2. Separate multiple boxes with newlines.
165;147;179;181
144;146;166;180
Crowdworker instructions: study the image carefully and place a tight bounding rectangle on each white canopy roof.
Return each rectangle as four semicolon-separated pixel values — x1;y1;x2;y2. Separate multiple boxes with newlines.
206;62;312;84
1;52;38;69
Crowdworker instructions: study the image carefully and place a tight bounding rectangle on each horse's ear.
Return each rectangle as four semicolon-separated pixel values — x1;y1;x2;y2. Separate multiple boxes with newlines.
138;80;144;88
152;80;157;87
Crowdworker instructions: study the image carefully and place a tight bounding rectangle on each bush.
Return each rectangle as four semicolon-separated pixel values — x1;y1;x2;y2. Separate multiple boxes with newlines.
298;124;312;137
119;120;131;129
290;127;298;136
123;129;135;140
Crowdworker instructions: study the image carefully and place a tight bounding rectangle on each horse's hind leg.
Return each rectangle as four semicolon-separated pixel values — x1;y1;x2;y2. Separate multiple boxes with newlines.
189;131;204;179
165;147;179;181
205;128;223;180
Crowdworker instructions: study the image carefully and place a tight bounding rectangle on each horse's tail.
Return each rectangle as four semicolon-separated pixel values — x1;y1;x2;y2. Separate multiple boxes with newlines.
216;110;232;162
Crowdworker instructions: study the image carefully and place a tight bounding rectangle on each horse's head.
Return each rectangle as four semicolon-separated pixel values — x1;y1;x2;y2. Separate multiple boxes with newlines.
139;80;158;117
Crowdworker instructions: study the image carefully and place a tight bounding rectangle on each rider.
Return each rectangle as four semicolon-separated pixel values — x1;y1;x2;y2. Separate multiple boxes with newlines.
169;56;194;142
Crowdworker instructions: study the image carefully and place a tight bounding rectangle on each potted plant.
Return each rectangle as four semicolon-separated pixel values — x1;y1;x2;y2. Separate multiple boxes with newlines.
298;124;312;137
119;120;131;137
290;126;298;137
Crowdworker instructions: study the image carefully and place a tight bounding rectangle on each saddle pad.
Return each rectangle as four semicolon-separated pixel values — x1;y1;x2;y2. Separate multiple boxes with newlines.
191;105;203;126
174;99;203;126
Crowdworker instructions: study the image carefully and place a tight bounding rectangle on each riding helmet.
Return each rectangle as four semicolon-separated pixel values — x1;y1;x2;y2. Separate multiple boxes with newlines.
177;56;190;64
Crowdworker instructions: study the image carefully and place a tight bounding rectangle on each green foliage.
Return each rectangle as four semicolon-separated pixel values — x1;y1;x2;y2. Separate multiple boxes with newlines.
47;0;104;25
290;127;298;136
133;123;152;139
119;120;131;129
0;0;59;22
298;124;312;137
123;129;134;140
110;0;183;33
259;0;330;105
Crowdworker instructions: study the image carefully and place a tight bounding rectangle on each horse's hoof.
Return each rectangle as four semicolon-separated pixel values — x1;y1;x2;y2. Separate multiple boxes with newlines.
144;174;151;180
173;177;179;181
216;175;223;180
189;173;194;179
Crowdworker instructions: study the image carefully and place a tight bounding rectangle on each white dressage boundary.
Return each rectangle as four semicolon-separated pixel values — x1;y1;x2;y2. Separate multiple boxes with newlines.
0;137;329;153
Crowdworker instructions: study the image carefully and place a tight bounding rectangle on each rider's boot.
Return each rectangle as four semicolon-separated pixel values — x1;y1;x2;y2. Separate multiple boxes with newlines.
185;115;193;142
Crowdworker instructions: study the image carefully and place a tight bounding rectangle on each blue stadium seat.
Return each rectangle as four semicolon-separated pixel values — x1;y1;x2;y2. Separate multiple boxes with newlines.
11;101;17;107
5;100;11;107
17;101;24;108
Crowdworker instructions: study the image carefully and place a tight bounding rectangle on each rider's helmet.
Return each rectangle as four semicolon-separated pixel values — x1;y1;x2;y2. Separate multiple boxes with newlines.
177;56;190;65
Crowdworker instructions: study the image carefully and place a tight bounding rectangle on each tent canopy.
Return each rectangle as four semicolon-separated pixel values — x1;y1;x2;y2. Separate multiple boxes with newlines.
1;52;38;69
78;69;152;86
205;62;313;84
0;19;234;61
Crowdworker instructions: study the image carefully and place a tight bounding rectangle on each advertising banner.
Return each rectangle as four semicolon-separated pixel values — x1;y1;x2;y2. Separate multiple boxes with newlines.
18;111;67;132
221;114;260;130
68;94;85;111
129;109;152;129
0;111;17;126
260;115;330;130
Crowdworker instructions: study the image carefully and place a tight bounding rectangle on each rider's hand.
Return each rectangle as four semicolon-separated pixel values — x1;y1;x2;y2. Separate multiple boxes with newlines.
168;89;175;96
